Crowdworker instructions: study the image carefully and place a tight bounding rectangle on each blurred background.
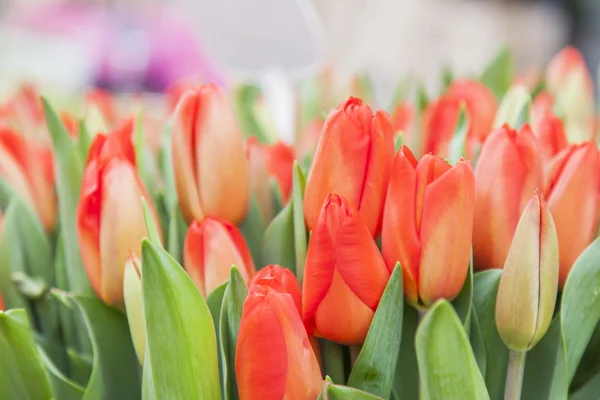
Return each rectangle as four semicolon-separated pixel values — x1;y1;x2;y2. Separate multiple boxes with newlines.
0;0;596;107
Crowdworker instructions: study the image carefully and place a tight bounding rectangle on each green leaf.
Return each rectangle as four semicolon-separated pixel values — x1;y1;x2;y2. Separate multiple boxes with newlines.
557;239;600;384
521;316;562;400
441;65;454;92
43;98;93;296
452;251;473;327
321;340;346;385
141;197;161;245
141;239;221;399
481;47;513;100
548;331;568;400
37;346;85;400
572;321;600;392
77;119;93;165
570;370;600;400
0;309;52;400
416;300;490;400
393;134;404;153
348;265;403;398
493;85;531;129
157;119;177;213
262;202;295;273
325;384;385;400
233;84;270;143
206;282;228;392
391;305;419;400
292;162;308;284
472;270;507;400
417;84;429;113
239;195;266;267
470;309;487;378
68;295;141;400
448;106;470;165
166;205;187;264
219;267;248;400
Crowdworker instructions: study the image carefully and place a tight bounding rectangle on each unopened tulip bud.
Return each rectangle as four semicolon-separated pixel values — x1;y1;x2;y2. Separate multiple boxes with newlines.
123;257;144;363
496;193;559;351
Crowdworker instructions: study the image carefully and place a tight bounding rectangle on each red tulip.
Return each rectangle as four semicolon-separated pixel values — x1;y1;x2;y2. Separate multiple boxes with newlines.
249;265;301;313
77;119;161;306
236;284;322;400
544;142;600;287
0;126;57;230
303;193;389;345
382;146;474;306
303;97;394;237
171;84;249;224
473;125;543;270
184;217;255;297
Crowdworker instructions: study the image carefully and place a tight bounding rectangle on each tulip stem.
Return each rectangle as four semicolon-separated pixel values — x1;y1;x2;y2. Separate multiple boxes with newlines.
321;340;346;385
504;350;527;400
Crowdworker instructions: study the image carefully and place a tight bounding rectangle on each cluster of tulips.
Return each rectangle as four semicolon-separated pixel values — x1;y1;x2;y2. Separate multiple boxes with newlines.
1;45;600;400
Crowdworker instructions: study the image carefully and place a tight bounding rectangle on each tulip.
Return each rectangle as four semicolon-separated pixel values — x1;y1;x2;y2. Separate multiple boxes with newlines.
84;88;118;128
246;138;295;222
236;284;322;400
391;100;415;138
544;142;600;287
123;256;144;363
183;217;255;297
422;79;497;158
495;193;559;351
546;46;595;143
171;84;250;224
530;91;568;162
303;193;389;345
76;119;161;306
0;126;57;230
249;264;301;312
382;146;474;307
303;97;394;237
473;125;543;270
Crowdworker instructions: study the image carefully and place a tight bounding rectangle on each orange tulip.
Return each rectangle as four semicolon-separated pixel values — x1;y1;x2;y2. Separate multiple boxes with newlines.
303;193;389;345
422;79;497;158
171;84;249;224
303;97;394;237
382;146;474;306
530;109;568;163
544;142;600;287
236;284;322;400
76;119;161;306
472;125;543;270
391;100;415;137
0;126;57;230
249;265;301;312
183;217;255;297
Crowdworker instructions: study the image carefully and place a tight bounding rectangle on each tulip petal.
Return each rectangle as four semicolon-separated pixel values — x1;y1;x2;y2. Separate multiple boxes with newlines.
99;161;149;306
382;147;420;303
419;160;474;305
172;90;203;222
236;289;288;400
221;217;256;278
415;154;452;229
250;265;302;314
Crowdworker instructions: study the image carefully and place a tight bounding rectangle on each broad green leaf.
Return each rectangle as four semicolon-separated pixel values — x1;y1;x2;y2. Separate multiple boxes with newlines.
448;106;470;165
166;206;187;264
207;282;228;392
142;352;155;400
321;340;346;385
0;309;52;400
325;384;385;400
572;321;600;392
348;265;403;398
69;295;141;400
417;84;429;113
239;195;266;267
557;239;600;384
570;371;600;400
472;270;507;400
481;47;513;100
441;65;454;92
141;239;221;399
233;84;270;143
37;346;85;400
77;119;93;164
470;309;487;378
521;316;562;400
141;197;161;245
416;300;490;400
452;252;473;327
548;331;568;400
493;85;531;129
391;305;419;400
219;267;248;400
43;99;93;295
157;119;177;213
394;134;404;153
292;162;307;284
262;202;295;273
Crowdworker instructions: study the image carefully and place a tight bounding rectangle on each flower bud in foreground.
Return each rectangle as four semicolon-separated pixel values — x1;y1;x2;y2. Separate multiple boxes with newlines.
473;125;542;270
303;193;389;345
0;126;57;230
171;84;249;224
183;217;255;297
236;284;322;400
76;119;161;306
382;146;474;307
544;142;600;287
249;265;301;312
496;193;559;351
123;256;144;363
303;97;394;237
